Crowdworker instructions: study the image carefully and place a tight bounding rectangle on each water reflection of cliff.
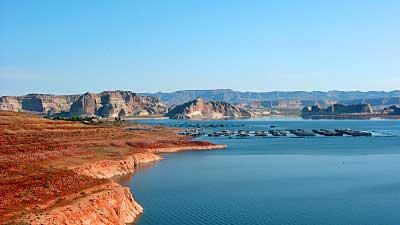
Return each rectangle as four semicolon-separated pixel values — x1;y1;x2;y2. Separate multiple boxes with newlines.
113;160;160;187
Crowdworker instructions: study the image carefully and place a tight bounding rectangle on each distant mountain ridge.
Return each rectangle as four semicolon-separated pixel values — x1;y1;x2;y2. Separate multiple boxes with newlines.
2;89;400;118
139;89;400;106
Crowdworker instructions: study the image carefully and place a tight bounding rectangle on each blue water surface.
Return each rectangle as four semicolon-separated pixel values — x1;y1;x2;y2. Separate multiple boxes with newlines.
120;118;400;225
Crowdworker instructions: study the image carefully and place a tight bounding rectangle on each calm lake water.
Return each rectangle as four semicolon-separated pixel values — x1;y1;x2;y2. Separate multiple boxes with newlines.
120;118;400;225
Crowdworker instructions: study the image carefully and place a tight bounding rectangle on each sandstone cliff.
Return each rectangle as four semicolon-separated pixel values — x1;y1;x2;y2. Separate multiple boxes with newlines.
301;103;374;117
0;90;167;118
167;97;251;119
0;94;80;114
72;153;163;179
23;182;143;225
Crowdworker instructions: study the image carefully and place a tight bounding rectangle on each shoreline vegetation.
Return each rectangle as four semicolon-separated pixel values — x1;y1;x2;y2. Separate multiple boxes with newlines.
124;115;170;120
0;111;226;225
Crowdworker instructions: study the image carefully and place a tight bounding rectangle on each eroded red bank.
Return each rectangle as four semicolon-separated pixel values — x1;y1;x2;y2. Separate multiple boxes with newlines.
0;111;225;224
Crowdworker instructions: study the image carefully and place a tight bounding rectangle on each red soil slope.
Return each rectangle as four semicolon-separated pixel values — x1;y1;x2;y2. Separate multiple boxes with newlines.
0;111;225;224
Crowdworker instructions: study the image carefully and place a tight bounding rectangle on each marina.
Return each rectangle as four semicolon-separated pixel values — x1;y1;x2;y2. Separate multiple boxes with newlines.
131;118;400;225
178;128;382;137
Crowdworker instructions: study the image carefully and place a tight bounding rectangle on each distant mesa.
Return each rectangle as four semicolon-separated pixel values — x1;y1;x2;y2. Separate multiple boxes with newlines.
166;97;251;119
301;103;374;117
0;90;167;118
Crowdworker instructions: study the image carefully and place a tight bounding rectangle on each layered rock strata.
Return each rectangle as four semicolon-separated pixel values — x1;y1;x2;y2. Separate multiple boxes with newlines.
0;90;166;117
167;97;251;119
301;103;374;117
24;182;143;225
72;153;163;179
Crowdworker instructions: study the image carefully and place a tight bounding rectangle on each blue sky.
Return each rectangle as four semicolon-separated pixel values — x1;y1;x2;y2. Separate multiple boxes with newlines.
0;0;399;95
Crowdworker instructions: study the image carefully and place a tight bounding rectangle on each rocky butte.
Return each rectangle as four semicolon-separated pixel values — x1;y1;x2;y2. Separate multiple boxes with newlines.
166;97;252;119
0;90;167;118
301;103;377;119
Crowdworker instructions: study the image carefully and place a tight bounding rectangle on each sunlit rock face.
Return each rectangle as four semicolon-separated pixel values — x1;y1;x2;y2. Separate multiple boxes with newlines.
0;90;167;117
0;94;80;114
167;97;251;119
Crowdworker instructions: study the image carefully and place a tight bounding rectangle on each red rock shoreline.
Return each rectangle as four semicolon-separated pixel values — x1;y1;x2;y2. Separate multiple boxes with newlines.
24;144;227;225
0;111;226;225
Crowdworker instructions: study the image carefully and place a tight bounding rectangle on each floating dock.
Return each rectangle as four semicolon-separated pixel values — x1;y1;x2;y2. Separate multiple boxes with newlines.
178;128;377;137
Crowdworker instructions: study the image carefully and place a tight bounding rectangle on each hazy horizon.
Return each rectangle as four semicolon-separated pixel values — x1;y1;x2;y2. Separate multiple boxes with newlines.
1;88;400;97
1;1;399;95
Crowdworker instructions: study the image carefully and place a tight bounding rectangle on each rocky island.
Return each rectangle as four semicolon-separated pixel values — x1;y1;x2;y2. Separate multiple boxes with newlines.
0;111;226;224
166;97;251;119
301;103;400;119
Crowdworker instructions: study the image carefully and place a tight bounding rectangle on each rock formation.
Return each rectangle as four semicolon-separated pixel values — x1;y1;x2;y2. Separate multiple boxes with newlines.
301;103;374;117
0;94;80;114
72;153;163;179
167;97;251;119
140;89;400;106
24;182;143;225
384;105;400;115
0;90;167;117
